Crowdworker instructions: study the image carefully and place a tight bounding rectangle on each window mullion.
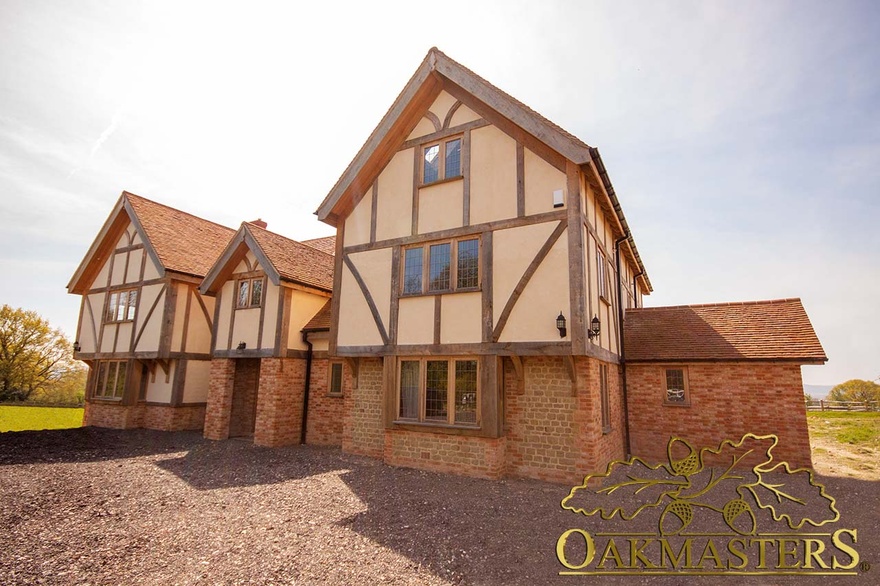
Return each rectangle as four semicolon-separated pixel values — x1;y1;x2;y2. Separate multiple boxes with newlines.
419;358;426;422
447;359;454;425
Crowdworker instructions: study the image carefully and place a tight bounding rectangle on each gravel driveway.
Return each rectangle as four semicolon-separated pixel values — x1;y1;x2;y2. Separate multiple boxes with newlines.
1;428;878;585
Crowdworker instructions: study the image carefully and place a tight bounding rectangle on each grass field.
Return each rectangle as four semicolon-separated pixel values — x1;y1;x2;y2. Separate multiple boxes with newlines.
807;411;880;479
0;405;84;433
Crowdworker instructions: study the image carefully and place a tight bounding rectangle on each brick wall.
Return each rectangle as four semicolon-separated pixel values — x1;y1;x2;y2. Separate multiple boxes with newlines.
229;358;260;437
204;358;236;440
572;357;626;478
305;359;346;446
84;401;204;431
342;357;384;458
254;357;306;447
627;362;812;468
384;429;506;479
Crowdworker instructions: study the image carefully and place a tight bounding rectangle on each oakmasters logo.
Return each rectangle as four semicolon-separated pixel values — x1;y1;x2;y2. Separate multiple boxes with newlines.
556;434;865;577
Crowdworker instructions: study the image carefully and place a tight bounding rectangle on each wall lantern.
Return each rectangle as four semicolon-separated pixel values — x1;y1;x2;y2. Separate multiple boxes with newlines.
587;315;601;339
73;341;81;352
237;341;247;351
556;312;567;338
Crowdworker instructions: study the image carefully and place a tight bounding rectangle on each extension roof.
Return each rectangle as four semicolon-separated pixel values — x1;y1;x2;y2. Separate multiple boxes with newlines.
624;299;827;364
302;300;332;332
301;235;337;256
68;191;235;294
200;221;334;295
314;47;652;293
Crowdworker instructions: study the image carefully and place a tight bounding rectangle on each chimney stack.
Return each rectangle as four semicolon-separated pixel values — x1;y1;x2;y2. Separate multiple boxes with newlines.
249;218;267;229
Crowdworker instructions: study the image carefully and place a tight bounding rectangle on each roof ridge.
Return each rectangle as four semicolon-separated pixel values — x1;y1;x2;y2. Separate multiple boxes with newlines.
123;190;234;233
244;222;335;261
629;298;803;311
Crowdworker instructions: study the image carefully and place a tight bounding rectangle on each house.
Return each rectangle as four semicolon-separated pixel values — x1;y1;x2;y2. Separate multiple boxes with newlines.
312;48;825;482
69;48;826;484
197;220;342;447
67;192;234;430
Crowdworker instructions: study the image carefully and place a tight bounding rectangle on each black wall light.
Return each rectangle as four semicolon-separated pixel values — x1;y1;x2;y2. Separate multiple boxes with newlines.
73;341;81;352
587;315;601;339
556;312;567;338
237;341;247;351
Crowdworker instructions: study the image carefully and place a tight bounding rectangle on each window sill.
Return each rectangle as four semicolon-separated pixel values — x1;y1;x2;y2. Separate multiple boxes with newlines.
391;420;483;437
235;305;263;311
419;175;463;189
401;287;481;299
663;401;691;408
91;397;123;402
104;320;135;325
327;393;343;398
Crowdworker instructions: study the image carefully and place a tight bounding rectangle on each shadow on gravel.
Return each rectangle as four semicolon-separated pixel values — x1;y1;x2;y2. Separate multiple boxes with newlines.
0;427;204;466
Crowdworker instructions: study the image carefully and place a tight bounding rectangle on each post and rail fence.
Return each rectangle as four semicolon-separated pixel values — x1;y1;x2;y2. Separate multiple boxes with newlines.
805;399;879;412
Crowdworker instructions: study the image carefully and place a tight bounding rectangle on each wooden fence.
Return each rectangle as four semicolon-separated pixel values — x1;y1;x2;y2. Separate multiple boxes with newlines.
805;400;879;412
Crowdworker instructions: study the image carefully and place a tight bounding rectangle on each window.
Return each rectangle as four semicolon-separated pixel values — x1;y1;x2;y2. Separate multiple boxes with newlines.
402;237;480;295
105;289;137;322
600;364;611;433
664;368;689;405
597;249;608;301
94;360;127;399
328;362;343;396
422;137;462;184
237;277;263;308
397;358;479;426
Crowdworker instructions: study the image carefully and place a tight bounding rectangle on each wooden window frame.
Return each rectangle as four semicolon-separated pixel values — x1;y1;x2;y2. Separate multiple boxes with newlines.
420;135;463;186
401;236;481;297
328;361;344;397
395;356;480;428
105;288;138;323
663;366;690;407
93;360;128;400
235;276;265;309
600;363;611;434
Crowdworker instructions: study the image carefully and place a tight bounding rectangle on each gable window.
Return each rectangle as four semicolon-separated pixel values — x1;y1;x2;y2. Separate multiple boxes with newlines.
328;362;344;396
597;248;608;301
397;357;479;426
422;137;462;185
402;237;480;296
237;277;263;308
664;367;689;405
600;363;611;433
106;289;137;323
94;360;127;399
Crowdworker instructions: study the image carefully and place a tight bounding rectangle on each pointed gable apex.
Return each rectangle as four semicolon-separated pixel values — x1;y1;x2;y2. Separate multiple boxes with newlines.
315;47;595;226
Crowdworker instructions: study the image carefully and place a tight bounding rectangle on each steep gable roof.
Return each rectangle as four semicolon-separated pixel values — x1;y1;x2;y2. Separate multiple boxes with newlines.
314;47;651;292
301;235;337;256
200;222;334;295
68;191;235;294
624;299;827;363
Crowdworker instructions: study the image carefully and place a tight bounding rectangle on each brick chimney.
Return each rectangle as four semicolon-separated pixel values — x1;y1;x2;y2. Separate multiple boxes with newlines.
249;218;267;229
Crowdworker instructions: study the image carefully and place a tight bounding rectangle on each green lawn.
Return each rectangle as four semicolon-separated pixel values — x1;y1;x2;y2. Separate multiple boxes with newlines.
807;411;880;448
0;405;84;432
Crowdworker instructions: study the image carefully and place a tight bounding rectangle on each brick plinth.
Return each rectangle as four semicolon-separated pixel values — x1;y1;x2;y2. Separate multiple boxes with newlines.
384;429;506;479
84;402;205;431
342;358;384;458
204;358;236;440
254;357;306;448
305;358;346;446
627;362;813;468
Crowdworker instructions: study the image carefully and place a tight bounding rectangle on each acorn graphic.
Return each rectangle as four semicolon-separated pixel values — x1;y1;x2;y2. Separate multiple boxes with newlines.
667;439;702;477
722;498;757;535
659;500;693;535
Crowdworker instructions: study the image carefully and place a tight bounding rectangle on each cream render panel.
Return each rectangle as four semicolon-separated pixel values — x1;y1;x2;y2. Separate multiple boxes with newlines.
145;360;175;403
469;125;517;225
407;117;436;141
524;148;566;216
234;251;259;274
93;254;112;290
344;188;372;246
347;248;392;332
100;324;116;353
375;149;414;241
260;281;279;350
309;337;329;353
109;252;127;286
231;307;260;350
492;221;559;327
498;236;570;343
125;248;144;284
135;284;165;352
397;296;434;345
214;281;235;351
113;322;133;353
428;91;458;123
337;265;385;346
418;181;463;234
449;104;480;127
439;292;481;344
142;253;162;280
77;294;101;353
182;360;211;403
171;283;189;353
183;290;214;354
131;230;142;246
287;288;331;351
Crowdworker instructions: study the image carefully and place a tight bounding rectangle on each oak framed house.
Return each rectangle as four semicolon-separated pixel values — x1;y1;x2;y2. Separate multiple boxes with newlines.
68;192;234;430
69;49;827;483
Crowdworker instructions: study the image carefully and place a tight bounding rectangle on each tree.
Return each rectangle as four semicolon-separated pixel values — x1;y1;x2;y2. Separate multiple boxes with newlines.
0;305;72;402
828;379;880;404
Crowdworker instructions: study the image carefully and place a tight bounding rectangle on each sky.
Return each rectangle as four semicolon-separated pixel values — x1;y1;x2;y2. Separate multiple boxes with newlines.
1;0;877;386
